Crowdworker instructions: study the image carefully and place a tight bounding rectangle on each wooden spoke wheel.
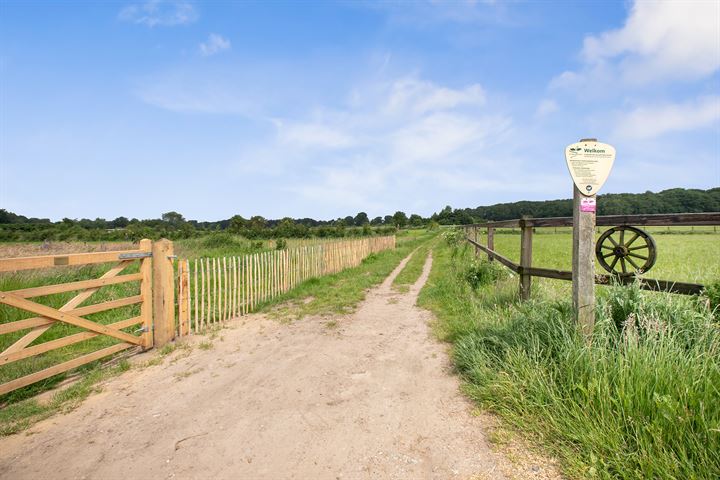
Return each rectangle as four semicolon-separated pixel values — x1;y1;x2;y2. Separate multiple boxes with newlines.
595;226;657;276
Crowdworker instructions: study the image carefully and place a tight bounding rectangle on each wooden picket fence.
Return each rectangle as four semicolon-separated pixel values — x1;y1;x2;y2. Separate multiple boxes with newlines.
175;236;396;334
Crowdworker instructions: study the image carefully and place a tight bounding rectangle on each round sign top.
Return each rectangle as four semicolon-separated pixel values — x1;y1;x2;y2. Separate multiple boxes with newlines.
564;140;616;196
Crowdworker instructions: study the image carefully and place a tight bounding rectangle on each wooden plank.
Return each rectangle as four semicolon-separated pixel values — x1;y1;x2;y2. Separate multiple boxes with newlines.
151;239;175;347
0;316;142;366
0;342;134;396
480;212;720;229
1;260;133;351
0;291;144;345
0;295;143;336
9;273;143;299
0;250;149;273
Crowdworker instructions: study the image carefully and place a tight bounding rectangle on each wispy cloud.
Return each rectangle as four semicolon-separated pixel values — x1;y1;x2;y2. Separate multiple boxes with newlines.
613;95;720;140
200;33;231;56
119;0;198;27
227;74;521;214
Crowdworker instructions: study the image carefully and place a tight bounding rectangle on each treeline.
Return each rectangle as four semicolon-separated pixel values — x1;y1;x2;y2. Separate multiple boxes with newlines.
2;188;716;242
0;210;412;242
431;187;720;225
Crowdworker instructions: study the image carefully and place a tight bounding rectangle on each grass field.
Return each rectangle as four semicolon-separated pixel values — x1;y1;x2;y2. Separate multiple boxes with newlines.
476;229;720;284
419;231;720;479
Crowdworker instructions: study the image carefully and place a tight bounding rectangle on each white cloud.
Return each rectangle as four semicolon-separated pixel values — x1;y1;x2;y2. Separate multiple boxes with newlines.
582;1;720;83
119;1;197;27
613;95;720;140
384;77;485;115
553;1;720;90
278;123;355;149
535;98;558;117
200;34;231;56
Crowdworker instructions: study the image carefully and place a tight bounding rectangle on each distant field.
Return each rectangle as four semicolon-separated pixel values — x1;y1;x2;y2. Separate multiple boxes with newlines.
473;229;720;284
0;235;350;260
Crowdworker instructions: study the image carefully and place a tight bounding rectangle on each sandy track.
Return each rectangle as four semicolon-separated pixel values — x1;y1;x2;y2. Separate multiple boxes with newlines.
0;251;522;480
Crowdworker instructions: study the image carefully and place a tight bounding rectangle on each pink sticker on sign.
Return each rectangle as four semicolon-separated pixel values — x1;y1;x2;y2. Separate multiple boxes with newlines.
580;198;596;212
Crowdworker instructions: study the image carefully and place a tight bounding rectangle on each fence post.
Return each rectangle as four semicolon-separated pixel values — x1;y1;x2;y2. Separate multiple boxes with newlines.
152;239;175;347
178;259;189;336
473;227;479;257
519;216;533;300
487;227;495;262
139;239;153;349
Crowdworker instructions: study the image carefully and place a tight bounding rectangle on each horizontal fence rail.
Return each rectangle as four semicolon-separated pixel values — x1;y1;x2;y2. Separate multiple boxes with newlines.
464;213;719;298
464;212;720;229
176;236;396;335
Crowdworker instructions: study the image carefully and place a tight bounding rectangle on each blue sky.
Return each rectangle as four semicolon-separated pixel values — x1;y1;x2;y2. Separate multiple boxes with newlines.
1;0;718;221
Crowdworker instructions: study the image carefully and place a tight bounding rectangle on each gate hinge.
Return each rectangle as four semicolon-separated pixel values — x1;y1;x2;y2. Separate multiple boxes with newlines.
119;252;153;260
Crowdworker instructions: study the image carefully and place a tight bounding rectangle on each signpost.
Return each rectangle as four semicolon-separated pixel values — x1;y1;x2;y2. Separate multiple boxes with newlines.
565;138;616;335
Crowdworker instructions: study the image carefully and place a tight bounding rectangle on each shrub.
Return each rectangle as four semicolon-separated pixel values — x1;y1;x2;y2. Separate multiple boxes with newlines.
275;238;287;250
463;259;506;289
201;232;238;248
706;280;720;317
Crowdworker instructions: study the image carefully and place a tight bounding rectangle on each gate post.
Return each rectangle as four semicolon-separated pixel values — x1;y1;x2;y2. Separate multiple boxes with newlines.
152;239;175;347
519;216;533;300
139;239;153;349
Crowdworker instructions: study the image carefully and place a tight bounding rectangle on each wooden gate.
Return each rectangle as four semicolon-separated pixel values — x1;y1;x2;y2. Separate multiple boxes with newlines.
0;239;174;396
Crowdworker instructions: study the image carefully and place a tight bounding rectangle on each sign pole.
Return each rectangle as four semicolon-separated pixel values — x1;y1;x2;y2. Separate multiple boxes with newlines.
565;137;615;336
572;182;596;336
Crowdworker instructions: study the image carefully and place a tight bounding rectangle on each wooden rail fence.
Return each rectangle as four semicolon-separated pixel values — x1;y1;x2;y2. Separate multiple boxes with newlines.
463;212;720;298
176;236;396;334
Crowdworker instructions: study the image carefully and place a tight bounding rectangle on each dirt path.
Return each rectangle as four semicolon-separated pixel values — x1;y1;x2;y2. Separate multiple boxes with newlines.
0;251;544;480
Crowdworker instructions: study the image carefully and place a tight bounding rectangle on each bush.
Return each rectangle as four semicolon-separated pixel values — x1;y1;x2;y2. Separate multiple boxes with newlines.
275;238;287;250
201;232;238;248
706;280;720;317
463;259;506;289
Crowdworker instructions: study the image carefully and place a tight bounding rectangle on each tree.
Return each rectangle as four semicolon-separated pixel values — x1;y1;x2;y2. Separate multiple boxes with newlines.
354;211;369;226
344;215;354;226
409;214;424;227
228;215;247;233
370;216;383;226
161;211;186;227
383;215;393;225
392;211;408;228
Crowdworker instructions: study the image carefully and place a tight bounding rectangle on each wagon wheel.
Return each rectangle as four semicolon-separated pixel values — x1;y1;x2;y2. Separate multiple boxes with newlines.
595;226;657;276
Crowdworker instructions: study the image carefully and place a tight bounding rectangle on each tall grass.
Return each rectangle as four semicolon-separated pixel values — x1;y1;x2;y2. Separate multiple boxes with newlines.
419;241;720;479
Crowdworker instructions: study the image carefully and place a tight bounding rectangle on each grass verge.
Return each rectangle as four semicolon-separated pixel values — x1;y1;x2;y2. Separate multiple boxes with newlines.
419;236;720;479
